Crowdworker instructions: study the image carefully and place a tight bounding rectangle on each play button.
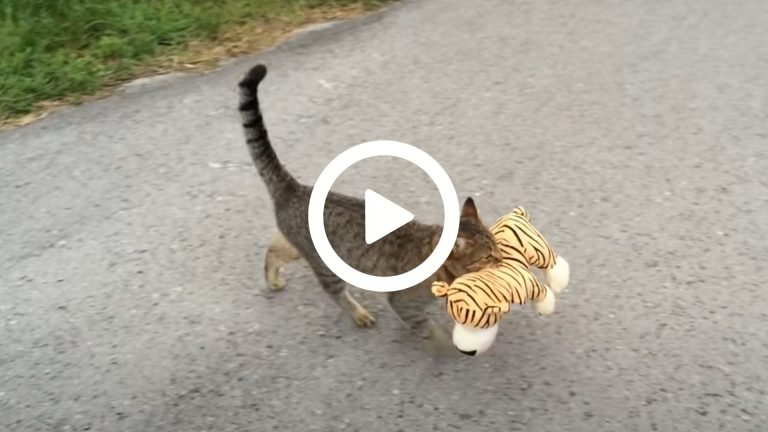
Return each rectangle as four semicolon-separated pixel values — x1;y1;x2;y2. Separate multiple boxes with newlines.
308;140;460;293
364;189;414;244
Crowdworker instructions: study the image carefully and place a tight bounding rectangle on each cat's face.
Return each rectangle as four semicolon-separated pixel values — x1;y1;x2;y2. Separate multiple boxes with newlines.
442;198;501;276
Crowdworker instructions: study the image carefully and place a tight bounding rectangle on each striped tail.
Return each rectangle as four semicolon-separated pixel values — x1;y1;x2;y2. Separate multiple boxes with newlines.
238;64;297;197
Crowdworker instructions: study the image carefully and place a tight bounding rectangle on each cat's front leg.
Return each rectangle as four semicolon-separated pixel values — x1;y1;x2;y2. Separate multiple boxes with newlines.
310;265;376;328
387;284;450;344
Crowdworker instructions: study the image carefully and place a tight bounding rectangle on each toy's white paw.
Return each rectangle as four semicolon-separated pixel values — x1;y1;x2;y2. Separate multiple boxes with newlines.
545;256;570;294
534;287;556;316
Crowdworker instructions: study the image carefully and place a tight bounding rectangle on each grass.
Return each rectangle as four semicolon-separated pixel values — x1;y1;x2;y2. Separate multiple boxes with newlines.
0;0;390;125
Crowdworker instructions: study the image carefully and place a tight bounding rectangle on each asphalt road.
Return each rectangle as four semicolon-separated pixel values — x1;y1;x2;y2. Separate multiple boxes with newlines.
2;0;767;431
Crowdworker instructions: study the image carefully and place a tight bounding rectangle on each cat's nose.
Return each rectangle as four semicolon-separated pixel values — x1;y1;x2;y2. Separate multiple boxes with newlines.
458;349;477;356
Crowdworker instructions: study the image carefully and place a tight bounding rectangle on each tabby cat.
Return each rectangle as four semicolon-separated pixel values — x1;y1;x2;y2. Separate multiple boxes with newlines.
238;64;500;339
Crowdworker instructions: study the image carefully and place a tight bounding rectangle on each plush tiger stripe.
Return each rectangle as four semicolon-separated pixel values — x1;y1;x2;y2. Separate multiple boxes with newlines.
432;207;562;329
491;207;556;271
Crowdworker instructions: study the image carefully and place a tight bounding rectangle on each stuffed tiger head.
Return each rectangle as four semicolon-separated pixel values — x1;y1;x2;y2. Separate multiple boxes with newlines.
432;207;570;356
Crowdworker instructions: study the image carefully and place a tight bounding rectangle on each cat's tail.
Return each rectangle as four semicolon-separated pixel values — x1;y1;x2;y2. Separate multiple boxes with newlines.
238;64;298;196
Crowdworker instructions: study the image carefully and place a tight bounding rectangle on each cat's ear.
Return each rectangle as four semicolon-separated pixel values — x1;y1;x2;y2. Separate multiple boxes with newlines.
461;197;479;221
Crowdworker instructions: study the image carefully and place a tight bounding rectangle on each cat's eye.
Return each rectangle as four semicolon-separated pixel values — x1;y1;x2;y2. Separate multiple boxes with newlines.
467;255;496;271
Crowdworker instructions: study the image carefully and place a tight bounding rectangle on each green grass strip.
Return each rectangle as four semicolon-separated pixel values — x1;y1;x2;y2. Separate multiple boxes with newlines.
0;0;387;120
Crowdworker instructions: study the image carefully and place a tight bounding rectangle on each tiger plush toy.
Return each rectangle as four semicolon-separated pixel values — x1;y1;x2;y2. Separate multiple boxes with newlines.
432;207;570;356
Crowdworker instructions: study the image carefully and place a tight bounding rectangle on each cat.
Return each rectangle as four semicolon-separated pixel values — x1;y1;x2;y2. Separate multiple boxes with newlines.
238;64;500;339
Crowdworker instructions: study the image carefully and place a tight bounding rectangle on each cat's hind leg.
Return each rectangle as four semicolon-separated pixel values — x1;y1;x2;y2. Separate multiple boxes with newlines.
264;232;301;291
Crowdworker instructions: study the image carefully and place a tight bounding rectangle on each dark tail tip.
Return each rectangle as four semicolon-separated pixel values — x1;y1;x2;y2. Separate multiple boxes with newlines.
239;64;268;90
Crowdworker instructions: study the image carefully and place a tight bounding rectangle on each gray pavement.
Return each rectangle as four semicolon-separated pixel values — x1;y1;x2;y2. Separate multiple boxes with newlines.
1;0;767;431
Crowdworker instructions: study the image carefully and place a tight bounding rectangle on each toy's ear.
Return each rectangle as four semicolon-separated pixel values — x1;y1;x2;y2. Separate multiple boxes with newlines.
512;207;527;218
431;282;449;298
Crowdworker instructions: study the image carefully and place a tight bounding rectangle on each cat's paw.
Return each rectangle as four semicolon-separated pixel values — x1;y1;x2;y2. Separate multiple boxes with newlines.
424;325;457;356
352;307;376;328
266;271;286;291
425;321;452;343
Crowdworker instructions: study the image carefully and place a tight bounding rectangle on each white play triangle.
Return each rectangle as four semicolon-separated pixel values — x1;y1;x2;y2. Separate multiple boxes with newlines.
364;189;414;244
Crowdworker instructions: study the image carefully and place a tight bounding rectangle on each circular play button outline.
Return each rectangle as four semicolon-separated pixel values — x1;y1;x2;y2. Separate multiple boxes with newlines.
308;140;460;293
